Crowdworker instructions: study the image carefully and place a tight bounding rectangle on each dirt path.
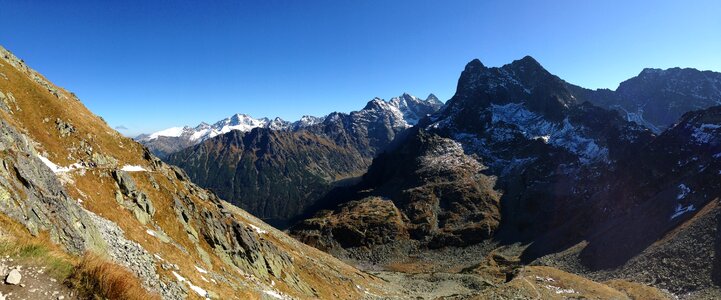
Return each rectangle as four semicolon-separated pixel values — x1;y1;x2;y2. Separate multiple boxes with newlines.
1;257;76;300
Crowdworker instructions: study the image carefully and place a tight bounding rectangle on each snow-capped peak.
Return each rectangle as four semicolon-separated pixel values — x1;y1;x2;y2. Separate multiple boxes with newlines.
139;113;277;143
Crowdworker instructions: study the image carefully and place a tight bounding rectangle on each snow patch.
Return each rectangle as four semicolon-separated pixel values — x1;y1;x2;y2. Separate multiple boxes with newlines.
195;266;208;274
121;165;147;172
249;224;267;234
147;127;186;140
37;155;84;173
172;271;210;298
263;290;285;299
490;103;609;163
671;203;696;220
545;285;577;294
146;229;156;237
691;123;721;144
677;184;691;200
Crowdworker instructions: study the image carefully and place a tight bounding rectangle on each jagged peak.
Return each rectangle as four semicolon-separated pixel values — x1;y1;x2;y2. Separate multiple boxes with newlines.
464;59;486;72
506;55;547;74
426;93;441;104
363;97;388;110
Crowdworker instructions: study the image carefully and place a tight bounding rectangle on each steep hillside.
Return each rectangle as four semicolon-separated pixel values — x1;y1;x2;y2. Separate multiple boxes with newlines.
0;45;404;299
531;106;721;296
166;128;367;226
167;94;442;226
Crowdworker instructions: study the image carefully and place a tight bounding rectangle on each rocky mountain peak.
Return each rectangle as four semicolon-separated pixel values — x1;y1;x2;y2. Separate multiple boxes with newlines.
638;67;664;77
465;58;486;70
426;93;441;104
508;55;544;71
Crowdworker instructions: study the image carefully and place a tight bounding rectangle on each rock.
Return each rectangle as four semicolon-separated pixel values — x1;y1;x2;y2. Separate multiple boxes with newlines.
58;296;65;300
54;118;76;137
0;119;106;255
5;269;21;285
112;170;155;224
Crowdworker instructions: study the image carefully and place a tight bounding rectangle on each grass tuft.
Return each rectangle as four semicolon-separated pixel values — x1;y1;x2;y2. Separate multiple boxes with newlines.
65;253;160;300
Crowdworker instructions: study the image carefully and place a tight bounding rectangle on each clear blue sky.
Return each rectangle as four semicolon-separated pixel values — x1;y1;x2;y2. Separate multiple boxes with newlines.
1;0;720;136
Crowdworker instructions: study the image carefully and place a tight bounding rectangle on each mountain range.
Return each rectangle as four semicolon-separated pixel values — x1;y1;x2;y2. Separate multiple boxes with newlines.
137;93;442;158
163;94;443;225
4;40;721;299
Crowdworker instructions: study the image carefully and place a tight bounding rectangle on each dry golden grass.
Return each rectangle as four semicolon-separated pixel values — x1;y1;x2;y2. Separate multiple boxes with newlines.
66;253;161;300
476;266;633;299
605;279;672;300
0;215;157;299
0;48;386;299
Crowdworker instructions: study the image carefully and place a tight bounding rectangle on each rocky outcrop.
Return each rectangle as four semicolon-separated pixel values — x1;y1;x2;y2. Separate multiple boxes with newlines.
292;197;409;252
0;119;105;255
112;170;156;224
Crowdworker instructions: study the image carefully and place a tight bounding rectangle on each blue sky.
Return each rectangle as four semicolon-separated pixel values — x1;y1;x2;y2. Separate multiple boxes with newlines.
1;0;720;136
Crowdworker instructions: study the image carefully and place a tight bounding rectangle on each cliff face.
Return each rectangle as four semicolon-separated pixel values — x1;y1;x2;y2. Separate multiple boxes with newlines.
0;45;401;299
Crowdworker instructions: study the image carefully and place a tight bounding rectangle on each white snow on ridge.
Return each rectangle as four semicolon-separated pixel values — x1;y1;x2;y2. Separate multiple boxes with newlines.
490;103;609;164
147;126;186;140
139;93;438;146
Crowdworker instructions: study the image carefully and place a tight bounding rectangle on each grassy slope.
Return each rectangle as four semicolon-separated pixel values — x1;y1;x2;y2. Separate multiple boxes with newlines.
0;45;396;299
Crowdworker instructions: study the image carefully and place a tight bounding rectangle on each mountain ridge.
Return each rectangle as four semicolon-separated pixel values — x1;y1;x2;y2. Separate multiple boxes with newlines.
137;93;443;158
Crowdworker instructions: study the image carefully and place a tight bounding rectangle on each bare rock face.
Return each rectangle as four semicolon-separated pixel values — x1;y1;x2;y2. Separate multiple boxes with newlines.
112;170;155;224
4;269;21;285
0;119;105;255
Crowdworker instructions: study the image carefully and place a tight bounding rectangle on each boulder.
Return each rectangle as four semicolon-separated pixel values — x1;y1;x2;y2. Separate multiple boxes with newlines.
5;269;21;285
